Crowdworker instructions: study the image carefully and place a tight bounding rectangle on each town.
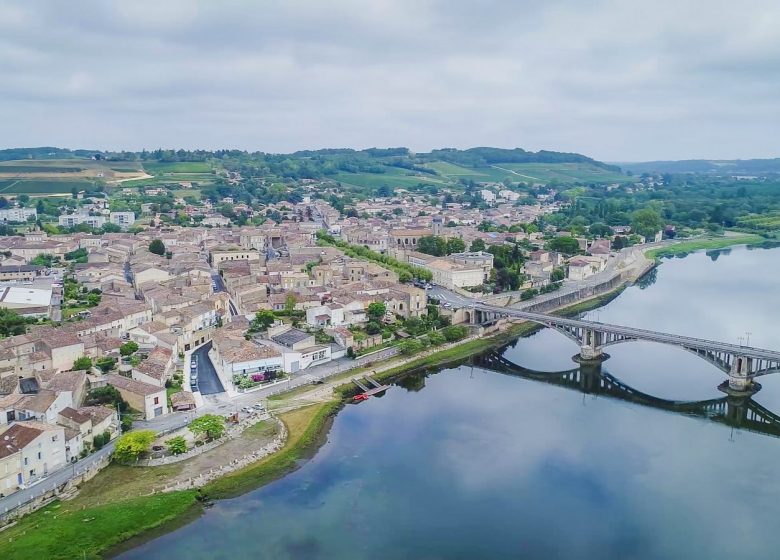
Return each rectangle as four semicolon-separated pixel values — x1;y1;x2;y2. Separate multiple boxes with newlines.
0;172;679;510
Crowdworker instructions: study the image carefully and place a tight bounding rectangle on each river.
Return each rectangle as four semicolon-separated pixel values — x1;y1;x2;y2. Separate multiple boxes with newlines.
120;245;780;560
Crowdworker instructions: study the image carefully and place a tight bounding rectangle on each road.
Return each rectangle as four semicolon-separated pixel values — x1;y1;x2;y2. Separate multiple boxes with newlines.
192;342;225;395
211;270;238;316
0;440;115;514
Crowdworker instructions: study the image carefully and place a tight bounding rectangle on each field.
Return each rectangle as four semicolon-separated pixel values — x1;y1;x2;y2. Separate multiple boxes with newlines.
423;161;625;184
0;179;97;194
332;170;448;190
498;162;627;183
143;161;212;174
424;161;511;183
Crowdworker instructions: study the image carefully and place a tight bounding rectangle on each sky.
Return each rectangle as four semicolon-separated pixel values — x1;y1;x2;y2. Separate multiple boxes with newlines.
1;0;779;162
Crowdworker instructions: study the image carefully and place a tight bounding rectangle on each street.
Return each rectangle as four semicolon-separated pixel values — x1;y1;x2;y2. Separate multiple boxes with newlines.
192;342;224;395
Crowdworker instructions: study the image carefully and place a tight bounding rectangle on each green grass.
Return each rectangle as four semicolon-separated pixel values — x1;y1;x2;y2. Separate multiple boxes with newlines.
144;161;212;174
498;162;627;183
645;235;765;258
0;491;199;560
332;171;447;190
202;400;341;500
0;165;84;173
0;179;97;194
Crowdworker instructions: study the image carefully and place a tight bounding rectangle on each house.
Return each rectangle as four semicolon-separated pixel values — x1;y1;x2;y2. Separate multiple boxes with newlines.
105;374;168;420
0;436;22;497
567;256;607;281
0;421;67;488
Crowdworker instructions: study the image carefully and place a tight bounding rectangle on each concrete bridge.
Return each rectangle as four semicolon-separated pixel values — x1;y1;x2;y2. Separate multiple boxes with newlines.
468;303;780;394
473;350;780;439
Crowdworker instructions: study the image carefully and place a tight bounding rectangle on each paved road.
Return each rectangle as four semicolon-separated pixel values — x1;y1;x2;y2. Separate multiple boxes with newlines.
0;440;115;514
211;270;238;316
193;342;224;395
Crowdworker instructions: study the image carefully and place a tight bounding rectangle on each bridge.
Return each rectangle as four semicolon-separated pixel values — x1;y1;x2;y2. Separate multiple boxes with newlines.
473;349;780;439
466;302;780;394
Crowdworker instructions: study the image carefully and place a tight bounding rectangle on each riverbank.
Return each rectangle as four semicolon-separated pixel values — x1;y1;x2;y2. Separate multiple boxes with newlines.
0;402;338;560
645;234;765;259
0;278;635;559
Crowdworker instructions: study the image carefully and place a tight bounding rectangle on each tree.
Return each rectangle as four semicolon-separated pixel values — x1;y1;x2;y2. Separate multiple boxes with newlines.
73;356;92;370
417;235;447;256
367;302;386;321
120;341;139;356
365;321;382;335
113;430;156;463
166;436;188;456
0;308;28;337
95;356;117;373
284;294;297;315
251;310;276;331
470;239;486;252
631;208;664;239
551;267;566;282
589;222;613;238
148;239;166;256
446;237;466;254
189;414;226;440
546;236;581;255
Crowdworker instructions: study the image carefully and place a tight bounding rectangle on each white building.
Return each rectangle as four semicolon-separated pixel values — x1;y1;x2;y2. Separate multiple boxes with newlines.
0;208;36;222
480;190;496;204
109;211;136;229
58;214;107;229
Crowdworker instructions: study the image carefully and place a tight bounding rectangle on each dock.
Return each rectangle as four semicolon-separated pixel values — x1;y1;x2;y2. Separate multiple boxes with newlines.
353;376;390;396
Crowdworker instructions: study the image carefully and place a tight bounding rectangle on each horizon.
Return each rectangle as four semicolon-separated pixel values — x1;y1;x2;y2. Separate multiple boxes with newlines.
2;1;780;161
3;144;780;165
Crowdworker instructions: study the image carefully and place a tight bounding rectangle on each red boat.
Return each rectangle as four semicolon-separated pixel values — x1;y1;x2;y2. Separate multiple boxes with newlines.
353;394;370;401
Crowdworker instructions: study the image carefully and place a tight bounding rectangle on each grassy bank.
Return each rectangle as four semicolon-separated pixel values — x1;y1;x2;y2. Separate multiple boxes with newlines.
202;400;341;500
0;403;338;559
0;490;199;560
645;235;764;259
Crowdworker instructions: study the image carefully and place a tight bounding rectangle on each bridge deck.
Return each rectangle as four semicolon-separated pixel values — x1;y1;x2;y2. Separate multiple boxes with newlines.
475;303;780;362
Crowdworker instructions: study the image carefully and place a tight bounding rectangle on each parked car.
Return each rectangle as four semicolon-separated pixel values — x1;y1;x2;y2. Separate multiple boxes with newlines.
242;406;253;413
253;403;264;411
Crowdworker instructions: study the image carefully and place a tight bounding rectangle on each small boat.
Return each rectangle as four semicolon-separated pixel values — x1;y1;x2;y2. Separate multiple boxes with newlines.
353;394;370;401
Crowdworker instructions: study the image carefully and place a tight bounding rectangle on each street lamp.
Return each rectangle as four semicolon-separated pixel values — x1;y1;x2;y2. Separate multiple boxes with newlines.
745;331;752;347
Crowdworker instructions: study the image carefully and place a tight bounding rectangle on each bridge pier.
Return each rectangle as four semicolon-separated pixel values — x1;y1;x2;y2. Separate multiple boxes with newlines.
721;355;761;395
573;329;610;364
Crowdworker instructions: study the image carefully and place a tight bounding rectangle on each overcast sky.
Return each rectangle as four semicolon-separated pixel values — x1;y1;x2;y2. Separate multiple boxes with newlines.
1;0;779;161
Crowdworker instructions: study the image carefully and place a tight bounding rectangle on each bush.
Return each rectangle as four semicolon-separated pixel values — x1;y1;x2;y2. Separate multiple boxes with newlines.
113;430;156;463
428;331;446;346
441;325;468;342
399;340;424;355
166;436;188;455
120;341;139;356
73;356;92;370
520;288;538;301
365;321;382;335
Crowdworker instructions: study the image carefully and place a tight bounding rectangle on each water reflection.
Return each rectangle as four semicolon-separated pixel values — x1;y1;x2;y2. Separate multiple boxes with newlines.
472;348;780;440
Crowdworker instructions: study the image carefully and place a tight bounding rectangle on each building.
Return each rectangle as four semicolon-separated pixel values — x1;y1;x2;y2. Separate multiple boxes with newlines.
58;214;107;229
105;374;168;420
0;208;36;223
0;286;53;317
0;421;66;488
0;264;44;282
109;212;136;229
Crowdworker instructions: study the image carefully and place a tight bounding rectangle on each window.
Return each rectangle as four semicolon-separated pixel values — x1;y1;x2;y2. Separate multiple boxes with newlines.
154;397;160;405
37;452;41;460
24;457;28;466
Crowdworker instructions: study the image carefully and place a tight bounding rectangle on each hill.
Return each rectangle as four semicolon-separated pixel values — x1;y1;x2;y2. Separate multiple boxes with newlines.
618;158;780;175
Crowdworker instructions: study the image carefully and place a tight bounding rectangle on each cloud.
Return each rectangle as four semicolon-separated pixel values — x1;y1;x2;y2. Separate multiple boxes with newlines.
0;0;779;160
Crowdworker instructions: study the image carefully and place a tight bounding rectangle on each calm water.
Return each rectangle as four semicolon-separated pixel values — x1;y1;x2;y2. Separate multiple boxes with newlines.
121;246;780;560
